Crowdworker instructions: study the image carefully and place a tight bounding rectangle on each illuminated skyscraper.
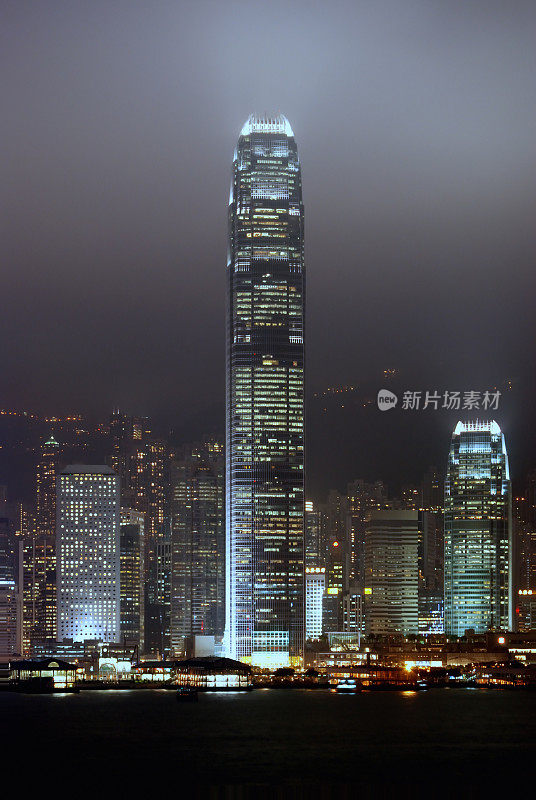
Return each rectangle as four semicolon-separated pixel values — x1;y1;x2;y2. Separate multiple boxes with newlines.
0;515;22;657
105;411;169;654
444;421;512;635
120;507;145;650
170;444;224;656
56;465;120;643
22;435;60;649
226;114;305;667
304;501;323;568
305;567;325;641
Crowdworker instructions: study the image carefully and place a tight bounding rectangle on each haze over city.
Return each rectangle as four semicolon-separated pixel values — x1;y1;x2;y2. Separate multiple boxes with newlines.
3;1;536;495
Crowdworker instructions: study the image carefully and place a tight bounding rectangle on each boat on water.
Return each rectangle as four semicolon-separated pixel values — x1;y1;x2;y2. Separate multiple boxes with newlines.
335;679;361;693
176;686;199;702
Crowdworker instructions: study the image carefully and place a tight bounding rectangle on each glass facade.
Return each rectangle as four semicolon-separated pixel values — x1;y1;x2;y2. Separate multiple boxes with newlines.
444;420;512;636
226;114;305;666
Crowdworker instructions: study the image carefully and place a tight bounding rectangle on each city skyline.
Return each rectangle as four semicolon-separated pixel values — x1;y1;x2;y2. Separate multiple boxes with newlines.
3;2;536;496
3;4;536;795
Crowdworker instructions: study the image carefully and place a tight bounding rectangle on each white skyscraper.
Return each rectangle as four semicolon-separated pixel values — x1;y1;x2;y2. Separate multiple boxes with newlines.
305;567;325;641
56;466;120;643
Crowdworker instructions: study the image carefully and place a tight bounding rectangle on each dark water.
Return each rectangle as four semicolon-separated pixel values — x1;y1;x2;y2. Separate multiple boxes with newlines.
4;688;532;797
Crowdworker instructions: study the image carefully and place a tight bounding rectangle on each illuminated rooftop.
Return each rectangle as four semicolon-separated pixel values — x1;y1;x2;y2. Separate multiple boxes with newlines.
61;464;116;474
240;113;294;137
453;420;502;436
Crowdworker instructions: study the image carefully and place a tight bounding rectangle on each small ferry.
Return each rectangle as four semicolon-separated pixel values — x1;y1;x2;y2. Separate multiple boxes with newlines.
335;679;360;693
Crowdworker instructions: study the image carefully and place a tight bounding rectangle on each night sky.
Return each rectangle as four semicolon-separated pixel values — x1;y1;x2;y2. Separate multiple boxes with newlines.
3;1;536;496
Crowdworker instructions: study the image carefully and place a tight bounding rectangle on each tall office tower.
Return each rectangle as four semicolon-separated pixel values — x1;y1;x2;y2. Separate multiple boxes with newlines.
129;439;168;653
120;508;145;650
516;589;536;631
444;421;512;636
323;534;348;632
417;510;444;634
56;466;120;643
170;445;224;656
106;412;169;654
35;435;60;639
347;479;389;585
0;515;22;658
21;436;60;650
421;466;444;512
342;588;364;636
420;465;445;593
19;505;37;654
514;470;536;598
305;567;325;641
321;491;349;556
364;510;420;637
226;114;305;667
305;501;323;568
320;490;350;632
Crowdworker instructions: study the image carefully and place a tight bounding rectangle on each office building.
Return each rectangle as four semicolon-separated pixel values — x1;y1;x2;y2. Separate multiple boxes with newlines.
226;114;305;667
22;436;60;649
347;479;389;585
56;465;120;643
105;412;169;654
444;421;512;635
342;585;364;636
0;515;22;657
364;510;420;637
120;508;145;650
170;445;224;656
305;501;323;568
305;567;325;641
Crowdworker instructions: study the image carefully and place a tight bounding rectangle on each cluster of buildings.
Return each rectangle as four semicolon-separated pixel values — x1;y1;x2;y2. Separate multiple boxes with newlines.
0;426;225;663
304;419;535;652
1;114;535;673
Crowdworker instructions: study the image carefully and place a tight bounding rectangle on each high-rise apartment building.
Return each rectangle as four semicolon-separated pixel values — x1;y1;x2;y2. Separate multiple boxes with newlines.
56;465;120;643
444;421;512;636
226;114;305;667
170;445;224;656
364;510;420;637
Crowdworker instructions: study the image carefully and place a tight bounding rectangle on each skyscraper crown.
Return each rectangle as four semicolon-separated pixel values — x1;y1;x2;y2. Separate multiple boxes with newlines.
240;113;294;137
453;420;501;436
